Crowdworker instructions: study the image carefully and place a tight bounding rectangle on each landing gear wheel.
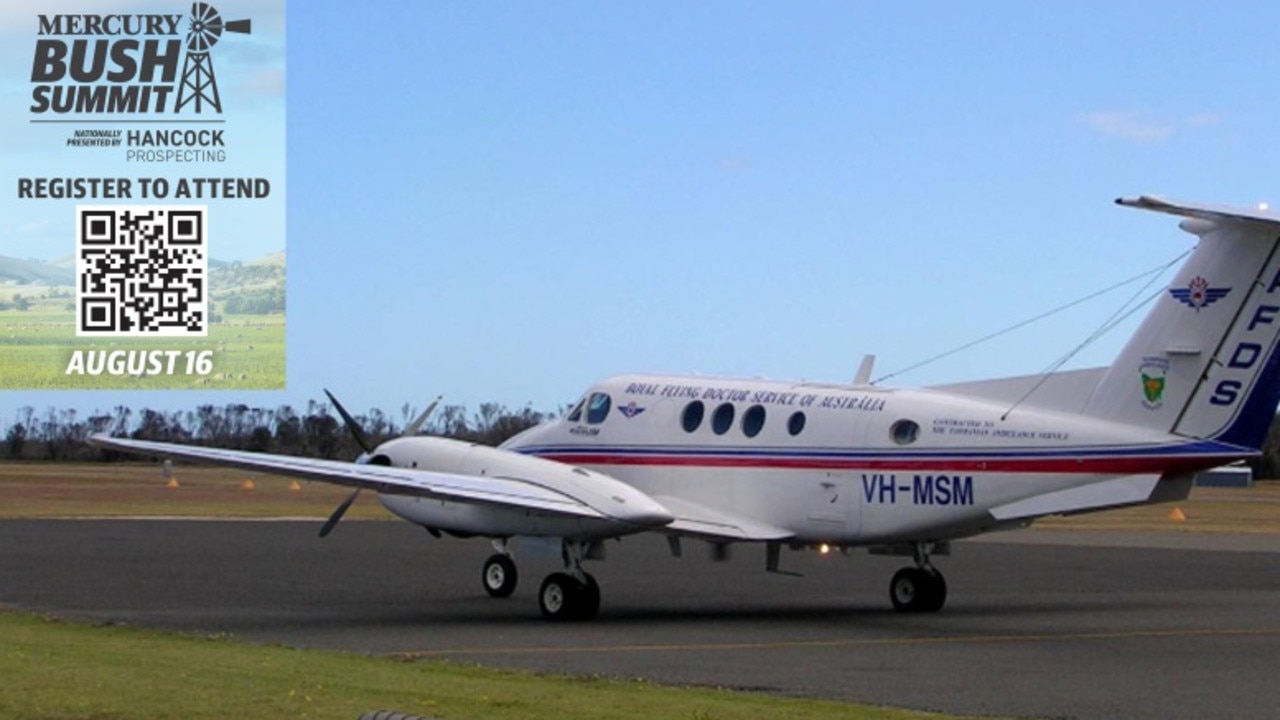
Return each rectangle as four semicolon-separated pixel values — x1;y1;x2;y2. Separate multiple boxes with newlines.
538;572;601;621
539;573;577;620
578;573;600;619
890;567;947;613
920;569;947;612
482;554;518;598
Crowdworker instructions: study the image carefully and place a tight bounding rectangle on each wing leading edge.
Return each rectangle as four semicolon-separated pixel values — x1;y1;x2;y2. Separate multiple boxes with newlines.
89;433;607;520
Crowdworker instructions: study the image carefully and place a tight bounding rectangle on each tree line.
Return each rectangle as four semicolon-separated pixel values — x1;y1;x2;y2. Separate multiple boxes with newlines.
1;400;556;463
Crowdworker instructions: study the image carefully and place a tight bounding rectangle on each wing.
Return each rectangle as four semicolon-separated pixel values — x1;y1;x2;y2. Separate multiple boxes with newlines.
90;433;606;520
652;494;793;540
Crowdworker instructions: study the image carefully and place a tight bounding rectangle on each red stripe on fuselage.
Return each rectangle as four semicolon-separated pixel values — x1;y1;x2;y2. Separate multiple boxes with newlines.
533;452;1245;475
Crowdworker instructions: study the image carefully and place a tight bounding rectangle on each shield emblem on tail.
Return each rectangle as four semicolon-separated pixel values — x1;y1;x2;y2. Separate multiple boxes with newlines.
1139;356;1170;410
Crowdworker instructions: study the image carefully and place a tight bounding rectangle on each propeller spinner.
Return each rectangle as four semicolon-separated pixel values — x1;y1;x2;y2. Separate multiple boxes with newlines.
317;389;439;537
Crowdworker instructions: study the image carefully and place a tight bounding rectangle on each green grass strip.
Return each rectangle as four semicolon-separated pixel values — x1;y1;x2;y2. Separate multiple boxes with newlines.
0;611;976;720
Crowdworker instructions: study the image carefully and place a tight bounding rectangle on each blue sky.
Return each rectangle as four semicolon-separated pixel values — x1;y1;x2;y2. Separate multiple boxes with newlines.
4;1;1280;425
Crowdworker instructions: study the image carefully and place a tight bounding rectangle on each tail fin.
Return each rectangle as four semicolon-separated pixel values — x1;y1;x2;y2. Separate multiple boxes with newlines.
1082;196;1280;449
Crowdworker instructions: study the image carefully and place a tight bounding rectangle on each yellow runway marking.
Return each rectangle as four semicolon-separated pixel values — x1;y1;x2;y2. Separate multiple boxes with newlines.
396;626;1280;659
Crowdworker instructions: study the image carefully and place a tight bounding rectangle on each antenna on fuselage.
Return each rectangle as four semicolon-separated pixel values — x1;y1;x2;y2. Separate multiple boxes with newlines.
853;354;876;386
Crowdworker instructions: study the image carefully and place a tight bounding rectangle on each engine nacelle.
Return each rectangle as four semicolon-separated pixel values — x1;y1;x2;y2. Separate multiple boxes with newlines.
369;436;672;538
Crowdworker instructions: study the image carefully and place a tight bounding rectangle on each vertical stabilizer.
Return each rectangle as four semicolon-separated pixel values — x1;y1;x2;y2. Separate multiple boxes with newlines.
1083;197;1280;449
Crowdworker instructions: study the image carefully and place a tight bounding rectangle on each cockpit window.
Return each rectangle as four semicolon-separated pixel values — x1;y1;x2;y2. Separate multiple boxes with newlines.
586;393;612;424
566;399;585;423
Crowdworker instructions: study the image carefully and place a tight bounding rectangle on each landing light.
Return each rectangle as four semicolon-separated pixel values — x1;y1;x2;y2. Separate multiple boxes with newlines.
817;543;831;556
1261;202;1271;212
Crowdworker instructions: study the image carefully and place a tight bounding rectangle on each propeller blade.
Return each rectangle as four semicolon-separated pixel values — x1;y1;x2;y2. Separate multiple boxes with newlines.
319;488;360;538
403;395;444;437
324;388;372;454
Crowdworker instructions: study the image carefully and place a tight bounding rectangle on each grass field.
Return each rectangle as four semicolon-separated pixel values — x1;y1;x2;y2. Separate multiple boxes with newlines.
1;612;970;720
0;307;284;390
0;462;393;520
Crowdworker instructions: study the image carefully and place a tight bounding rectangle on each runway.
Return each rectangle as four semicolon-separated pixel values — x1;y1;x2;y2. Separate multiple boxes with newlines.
3;519;1279;719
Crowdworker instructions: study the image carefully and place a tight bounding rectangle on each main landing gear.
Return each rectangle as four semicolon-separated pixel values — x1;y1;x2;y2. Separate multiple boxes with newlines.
888;543;947;613
481;553;518;598
538;572;600;621
479;539;601;620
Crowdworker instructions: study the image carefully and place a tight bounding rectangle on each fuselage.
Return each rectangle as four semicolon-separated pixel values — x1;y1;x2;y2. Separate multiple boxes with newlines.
495;373;1251;543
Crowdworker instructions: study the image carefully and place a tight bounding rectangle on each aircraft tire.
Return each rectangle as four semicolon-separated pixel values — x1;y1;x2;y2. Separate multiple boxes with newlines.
920;569;947;612
890;567;947;613
578;573;601;619
482;554;518;598
539;573;580;620
538;572;601;620
890;568;921;612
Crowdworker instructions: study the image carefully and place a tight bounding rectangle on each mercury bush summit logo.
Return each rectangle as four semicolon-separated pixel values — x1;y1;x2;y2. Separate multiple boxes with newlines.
29;3;251;116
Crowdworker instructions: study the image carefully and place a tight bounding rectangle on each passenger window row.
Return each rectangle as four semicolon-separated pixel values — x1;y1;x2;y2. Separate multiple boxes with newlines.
568;391;918;446
680;400;806;437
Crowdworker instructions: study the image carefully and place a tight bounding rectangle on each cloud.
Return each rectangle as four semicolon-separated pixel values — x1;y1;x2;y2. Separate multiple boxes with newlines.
243;67;285;98
715;155;753;174
1185;112;1223;128
1077;111;1174;143
16;221;51;237
1077;110;1224;143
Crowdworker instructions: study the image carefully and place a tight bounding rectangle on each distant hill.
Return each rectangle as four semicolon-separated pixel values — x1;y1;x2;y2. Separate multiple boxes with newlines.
210;250;286;315
0;251;285;308
249;251;285;268
0;255;74;286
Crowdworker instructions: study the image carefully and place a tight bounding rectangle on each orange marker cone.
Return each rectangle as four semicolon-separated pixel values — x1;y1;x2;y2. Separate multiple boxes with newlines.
288;480;301;492
166;478;180;489
240;479;256;491
1168;507;1186;522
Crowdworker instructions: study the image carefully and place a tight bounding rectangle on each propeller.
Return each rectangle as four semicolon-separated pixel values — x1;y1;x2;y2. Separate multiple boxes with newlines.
317;389;440;538
319;389;368;538
318;486;361;538
324;388;372;456
403;395;443;437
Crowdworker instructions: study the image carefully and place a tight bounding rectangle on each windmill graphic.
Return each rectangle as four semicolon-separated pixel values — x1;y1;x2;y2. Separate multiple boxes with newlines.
175;3;251;113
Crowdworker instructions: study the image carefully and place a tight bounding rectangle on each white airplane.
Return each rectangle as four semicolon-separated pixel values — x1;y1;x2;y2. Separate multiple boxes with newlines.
93;195;1280;621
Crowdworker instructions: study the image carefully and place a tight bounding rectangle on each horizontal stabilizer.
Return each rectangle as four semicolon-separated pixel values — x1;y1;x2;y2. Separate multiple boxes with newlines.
988;474;1162;521
1117;195;1280;228
652;494;793;540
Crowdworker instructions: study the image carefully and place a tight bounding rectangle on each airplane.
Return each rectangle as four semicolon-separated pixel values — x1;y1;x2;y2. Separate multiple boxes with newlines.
92;195;1280;621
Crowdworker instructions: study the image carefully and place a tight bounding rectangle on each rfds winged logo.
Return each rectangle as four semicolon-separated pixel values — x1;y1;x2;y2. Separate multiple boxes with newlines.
1169;276;1230;311
617;402;646;419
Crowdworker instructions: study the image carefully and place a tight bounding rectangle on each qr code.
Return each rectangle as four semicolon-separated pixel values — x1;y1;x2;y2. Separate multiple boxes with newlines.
76;206;208;337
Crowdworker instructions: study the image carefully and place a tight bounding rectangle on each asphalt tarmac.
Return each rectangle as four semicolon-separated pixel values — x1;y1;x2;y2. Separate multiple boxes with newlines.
2;518;1279;720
